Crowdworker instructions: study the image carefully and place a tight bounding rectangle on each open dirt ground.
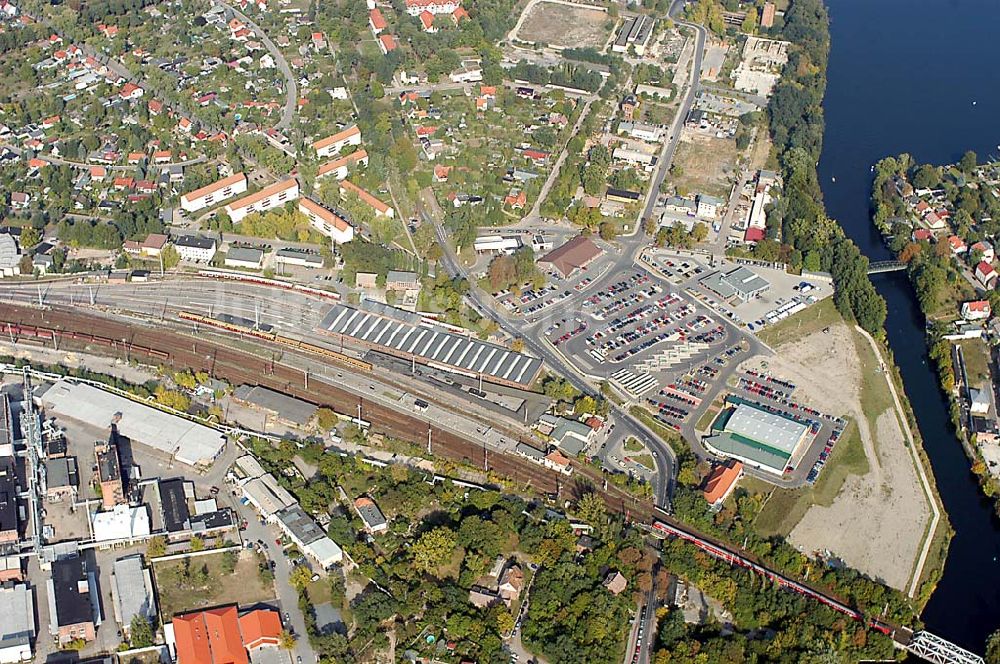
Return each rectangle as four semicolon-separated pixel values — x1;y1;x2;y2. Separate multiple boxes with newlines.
671;133;738;198
514;1;611;49
748;321;930;590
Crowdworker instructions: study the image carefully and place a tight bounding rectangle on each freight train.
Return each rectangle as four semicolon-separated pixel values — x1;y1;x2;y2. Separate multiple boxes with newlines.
0;321;169;360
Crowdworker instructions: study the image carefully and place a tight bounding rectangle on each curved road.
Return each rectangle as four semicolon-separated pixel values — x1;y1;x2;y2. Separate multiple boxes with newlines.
213;0;297;131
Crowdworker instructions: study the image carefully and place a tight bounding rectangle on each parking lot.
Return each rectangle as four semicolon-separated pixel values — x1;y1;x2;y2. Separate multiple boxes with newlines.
725;369;847;482
640;346;747;432
554;269;730;374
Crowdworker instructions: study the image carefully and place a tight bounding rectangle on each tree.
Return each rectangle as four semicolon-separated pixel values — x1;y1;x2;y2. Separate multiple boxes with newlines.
19;226;40;249
575;492;607;529
147;536;167;558
959;150;978;174
316;407;339;431
289;564;313;592
912;164;939;189
986;629;1000;664
220;550;238;574
411;527;458;576
279;630;296;650
161;245;180;270
130;615;155;648
190;535;205;552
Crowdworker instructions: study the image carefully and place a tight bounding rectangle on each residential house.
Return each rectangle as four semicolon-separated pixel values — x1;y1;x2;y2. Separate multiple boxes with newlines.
312;126;363;158
354;497;387;534
972;240;995;264
976;261;997;288
961;300;992;321
702;460;743;508
299;198;354;245
224;178;299;223
603;571;628;596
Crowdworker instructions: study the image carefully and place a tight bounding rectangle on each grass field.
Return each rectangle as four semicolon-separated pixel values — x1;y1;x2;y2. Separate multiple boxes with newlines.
671;134;739;199
514;1;612;49
153;552;275;618
632;454;655;470
757;297;840;348
959;339;992;386
624;437;644;453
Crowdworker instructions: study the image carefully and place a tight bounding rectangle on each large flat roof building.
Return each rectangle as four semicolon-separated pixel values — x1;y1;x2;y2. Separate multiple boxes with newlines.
318;303;542;388
0;584;34;664
705;403;810;475
0;458;18;546
40;380;226;467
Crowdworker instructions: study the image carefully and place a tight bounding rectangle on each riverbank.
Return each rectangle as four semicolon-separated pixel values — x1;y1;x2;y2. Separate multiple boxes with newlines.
869;155;1000;512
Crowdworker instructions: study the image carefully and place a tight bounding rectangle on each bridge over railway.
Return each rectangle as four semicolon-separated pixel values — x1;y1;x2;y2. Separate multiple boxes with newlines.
868;260;908;274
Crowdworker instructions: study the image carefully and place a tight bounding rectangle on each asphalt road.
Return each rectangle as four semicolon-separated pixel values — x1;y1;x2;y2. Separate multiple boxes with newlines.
214;0;298;131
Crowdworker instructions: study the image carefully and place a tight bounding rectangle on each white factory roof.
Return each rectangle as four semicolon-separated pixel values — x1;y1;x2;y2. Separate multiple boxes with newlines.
111;555;157;629
92;505;152;542
40;380;226;466
724;403;808;454
303;536;343;568
243;474;296;517
319;304;542;387
0;584;35;652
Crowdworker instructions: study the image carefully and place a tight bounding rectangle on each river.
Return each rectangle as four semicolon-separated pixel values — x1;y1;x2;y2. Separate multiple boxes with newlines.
817;0;1000;651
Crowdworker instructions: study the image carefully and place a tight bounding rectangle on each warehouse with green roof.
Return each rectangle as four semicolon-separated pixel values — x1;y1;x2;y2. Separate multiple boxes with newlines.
704;402;810;476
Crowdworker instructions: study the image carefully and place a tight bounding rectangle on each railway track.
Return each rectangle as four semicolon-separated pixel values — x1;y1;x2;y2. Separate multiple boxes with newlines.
1;303;959;657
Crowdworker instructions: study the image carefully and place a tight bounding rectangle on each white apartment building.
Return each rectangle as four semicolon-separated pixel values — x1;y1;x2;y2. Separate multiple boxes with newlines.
404;0;459;15
312;125;362;158
224;179;300;223
173;235;218;263
316;149;369;181
179;172;247;212
298;198;355;244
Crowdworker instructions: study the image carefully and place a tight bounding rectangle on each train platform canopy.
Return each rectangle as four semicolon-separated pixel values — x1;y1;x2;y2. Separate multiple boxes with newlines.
317;303;542;388
38;380;226;467
705;403;809;475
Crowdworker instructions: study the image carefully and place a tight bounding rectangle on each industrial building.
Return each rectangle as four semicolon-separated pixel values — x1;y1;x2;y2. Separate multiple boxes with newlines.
232;385;318;427
179;173;248;213
318;302;542;388
47;556;98;646
473;235;522;256
705;403;810;475
241;474;296;522
611;14;654;55
224;179;300;223
110;555;157;638
223;246;264;270
39;380;227;467
0;584;34;663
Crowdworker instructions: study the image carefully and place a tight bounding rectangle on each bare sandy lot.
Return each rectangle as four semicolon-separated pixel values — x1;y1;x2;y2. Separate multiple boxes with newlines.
514;1;611;49
745;320;930;591
789;409;929;589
